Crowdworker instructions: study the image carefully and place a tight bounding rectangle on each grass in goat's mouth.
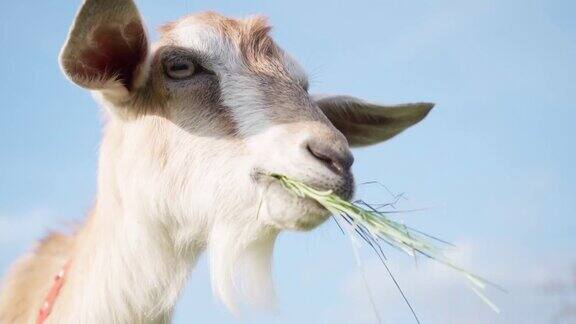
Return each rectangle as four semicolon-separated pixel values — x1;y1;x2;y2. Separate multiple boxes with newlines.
270;173;502;321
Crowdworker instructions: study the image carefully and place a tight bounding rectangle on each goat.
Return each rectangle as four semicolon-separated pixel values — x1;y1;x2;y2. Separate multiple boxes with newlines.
0;0;433;323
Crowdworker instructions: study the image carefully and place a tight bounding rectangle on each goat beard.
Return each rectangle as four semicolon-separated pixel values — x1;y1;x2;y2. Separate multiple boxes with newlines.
208;220;279;313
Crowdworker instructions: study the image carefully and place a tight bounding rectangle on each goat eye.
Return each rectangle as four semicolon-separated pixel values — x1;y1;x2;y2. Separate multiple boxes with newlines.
166;62;195;80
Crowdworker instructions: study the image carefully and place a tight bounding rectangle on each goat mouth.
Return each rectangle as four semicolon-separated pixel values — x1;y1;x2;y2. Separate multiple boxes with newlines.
252;171;351;207
253;170;353;197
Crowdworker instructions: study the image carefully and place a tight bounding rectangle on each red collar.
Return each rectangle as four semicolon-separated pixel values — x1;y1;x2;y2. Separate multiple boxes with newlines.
36;260;71;324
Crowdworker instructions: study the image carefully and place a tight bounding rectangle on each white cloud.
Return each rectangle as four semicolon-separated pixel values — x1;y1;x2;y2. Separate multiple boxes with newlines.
321;240;575;324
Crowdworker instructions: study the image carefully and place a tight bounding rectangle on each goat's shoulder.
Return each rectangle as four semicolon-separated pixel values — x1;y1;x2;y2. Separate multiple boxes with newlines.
0;231;75;323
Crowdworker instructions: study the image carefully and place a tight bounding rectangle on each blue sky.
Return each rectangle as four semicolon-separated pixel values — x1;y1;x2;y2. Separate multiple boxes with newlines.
1;0;575;323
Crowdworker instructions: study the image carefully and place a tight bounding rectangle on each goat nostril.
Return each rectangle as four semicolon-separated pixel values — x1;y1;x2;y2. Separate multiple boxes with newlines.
306;143;353;174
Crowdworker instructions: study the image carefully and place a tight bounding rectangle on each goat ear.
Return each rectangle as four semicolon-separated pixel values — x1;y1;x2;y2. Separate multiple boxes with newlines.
60;0;148;96
314;95;434;147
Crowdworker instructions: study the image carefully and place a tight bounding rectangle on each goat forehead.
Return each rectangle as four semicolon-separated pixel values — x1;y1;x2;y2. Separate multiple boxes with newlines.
159;12;306;80
163;16;234;60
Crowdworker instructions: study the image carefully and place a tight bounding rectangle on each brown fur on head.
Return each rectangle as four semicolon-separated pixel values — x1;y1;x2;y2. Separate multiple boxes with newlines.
167;13;284;76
